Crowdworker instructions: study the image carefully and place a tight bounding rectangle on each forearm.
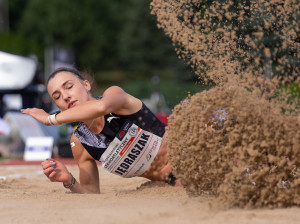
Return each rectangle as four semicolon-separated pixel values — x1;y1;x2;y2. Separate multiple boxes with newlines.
56;100;105;124
68;180;100;194
64;173;100;194
55;91;129;125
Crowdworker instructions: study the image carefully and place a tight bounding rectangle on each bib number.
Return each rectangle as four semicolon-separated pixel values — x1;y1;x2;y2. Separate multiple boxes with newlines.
100;121;162;178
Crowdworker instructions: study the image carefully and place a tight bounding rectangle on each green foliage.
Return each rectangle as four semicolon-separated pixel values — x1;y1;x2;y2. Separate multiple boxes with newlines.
0;32;25;54
14;0;193;81
19;0;125;71
4;0;205;113
118;0;184;77
121;79;212;109
273;82;300;115
0;32;43;58
2;4;180;74
281;82;300;103
7;0;29;30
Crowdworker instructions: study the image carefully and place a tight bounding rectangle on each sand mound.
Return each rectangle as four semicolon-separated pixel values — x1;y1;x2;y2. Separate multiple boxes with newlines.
167;85;299;208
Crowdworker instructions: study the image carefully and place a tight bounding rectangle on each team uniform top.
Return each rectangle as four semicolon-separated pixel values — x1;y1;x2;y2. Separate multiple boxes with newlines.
74;97;166;178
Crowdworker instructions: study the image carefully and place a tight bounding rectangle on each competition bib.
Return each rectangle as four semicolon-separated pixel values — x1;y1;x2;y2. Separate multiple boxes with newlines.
99;120;162;178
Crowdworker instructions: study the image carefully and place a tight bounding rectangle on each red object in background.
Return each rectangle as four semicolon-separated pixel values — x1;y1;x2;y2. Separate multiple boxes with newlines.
0;154;79;166
156;112;168;125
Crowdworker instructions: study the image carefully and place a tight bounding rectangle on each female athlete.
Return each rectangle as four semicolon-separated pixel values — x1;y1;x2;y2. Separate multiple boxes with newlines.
21;67;178;193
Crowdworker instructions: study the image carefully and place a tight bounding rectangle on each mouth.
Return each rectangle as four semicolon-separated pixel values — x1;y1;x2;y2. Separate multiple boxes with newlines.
68;101;77;109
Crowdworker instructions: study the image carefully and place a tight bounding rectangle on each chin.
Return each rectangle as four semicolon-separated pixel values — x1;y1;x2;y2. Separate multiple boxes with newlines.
57;106;67;111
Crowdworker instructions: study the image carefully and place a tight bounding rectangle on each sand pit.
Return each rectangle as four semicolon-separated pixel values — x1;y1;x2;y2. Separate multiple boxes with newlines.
1;0;299;222
0;164;299;224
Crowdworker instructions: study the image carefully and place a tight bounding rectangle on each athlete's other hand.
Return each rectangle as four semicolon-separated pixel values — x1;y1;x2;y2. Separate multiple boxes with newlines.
41;159;71;183
21;108;50;125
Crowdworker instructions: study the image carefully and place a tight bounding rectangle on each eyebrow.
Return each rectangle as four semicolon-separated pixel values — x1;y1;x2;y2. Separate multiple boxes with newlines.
51;80;72;97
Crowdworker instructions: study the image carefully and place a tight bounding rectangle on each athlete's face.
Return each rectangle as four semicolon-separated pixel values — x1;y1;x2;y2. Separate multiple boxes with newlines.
47;71;92;111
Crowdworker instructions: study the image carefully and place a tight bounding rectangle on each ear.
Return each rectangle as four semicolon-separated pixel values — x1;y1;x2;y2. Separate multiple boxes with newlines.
83;80;91;92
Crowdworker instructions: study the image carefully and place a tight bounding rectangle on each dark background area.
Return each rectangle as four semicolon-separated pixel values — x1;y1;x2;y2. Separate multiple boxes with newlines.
0;0;205;110
0;0;298;110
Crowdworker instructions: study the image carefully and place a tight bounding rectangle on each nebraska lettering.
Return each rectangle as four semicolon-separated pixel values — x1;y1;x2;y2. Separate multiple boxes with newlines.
114;133;150;176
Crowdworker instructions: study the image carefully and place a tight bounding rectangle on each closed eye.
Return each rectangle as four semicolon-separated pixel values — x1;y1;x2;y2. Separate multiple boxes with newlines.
53;93;60;100
66;83;73;89
51;80;73;101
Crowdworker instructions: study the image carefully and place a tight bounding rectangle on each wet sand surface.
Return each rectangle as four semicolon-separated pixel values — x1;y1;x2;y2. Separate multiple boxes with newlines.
1;165;300;224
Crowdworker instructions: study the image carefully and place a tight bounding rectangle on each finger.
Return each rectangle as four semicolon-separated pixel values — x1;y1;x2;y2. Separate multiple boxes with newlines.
43;165;57;176
21;108;38;114
20;108;30;114
21;109;37;116
48;169;59;180
41;160;56;170
41;159;50;166
41;158;54;166
44;165;57;177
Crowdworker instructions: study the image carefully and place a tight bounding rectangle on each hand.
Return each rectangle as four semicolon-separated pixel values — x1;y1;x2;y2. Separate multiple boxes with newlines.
41;159;71;184
21;108;50;125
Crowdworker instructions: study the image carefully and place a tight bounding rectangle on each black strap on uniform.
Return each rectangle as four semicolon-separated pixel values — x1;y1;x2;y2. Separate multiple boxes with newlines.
165;172;177;186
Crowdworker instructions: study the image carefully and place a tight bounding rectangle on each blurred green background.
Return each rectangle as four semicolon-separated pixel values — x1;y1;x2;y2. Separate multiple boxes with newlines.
0;0;207;110
1;0;298;110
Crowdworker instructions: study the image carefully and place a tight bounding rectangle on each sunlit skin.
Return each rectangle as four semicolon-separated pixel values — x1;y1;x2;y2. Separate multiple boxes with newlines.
22;71;179;194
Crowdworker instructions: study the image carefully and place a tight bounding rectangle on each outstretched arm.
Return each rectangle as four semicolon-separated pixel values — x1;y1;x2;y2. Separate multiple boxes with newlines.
21;86;141;126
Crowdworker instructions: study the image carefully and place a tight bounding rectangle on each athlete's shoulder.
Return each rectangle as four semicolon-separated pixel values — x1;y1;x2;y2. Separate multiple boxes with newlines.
102;85;141;113
103;86;126;96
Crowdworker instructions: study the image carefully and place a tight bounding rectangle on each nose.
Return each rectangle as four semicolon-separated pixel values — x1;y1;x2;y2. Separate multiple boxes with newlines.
61;91;71;102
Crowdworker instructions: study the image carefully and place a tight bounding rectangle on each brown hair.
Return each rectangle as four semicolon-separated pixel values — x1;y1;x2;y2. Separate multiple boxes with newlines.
47;67;85;86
